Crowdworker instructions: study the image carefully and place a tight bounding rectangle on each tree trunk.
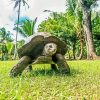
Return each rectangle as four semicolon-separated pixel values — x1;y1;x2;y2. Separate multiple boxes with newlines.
14;1;21;59
77;34;84;60
72;41;76;59
80;1;98;59
67;49;71;59
78;39;83;59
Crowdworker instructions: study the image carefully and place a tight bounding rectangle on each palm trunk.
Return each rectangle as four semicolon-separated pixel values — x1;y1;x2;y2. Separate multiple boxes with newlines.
80;0;98;59
14;1;21;59
67;49;71;59
32;17;37;34
77;38;84;59
1;53;4;61
72;41;76;59
77;33;84;60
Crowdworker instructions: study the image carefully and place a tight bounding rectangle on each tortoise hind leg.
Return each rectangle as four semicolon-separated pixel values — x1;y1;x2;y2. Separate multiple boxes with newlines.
55;54;70;74
51;64;58;71
10;56;32;77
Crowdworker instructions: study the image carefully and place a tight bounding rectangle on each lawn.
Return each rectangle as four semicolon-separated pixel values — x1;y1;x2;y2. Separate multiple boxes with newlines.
0;60;100;100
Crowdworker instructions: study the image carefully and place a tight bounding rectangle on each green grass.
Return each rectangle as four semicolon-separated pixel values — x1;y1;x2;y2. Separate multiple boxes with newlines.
0;60;100;100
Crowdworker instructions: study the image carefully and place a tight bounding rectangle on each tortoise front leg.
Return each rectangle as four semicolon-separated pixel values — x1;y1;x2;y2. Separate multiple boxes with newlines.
55;54;70;74
10;56;32;77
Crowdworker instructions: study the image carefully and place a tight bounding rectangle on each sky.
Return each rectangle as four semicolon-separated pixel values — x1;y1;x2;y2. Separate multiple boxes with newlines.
0;0;100;41
0;0;66;40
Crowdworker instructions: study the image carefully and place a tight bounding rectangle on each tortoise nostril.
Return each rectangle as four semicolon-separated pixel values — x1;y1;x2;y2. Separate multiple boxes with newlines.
49;45;52;48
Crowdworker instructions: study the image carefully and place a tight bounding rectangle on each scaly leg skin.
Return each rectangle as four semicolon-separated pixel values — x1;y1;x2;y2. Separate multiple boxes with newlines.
55;54;70;74
10;56;32;77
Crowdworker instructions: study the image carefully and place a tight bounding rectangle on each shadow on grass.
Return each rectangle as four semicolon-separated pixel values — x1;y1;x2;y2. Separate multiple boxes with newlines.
23;68;84;77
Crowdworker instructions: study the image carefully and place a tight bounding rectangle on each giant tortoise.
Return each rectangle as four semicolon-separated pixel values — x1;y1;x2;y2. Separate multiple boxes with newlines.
10;32;70;77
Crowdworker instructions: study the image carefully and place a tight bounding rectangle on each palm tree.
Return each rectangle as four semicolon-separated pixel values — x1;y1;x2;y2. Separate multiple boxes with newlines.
67;0;100;59
0;28;13;60
0;28;13;42
14;18;37;37
79;0;100;59
12;0;29;59
38;12;78;59
66;0;84;59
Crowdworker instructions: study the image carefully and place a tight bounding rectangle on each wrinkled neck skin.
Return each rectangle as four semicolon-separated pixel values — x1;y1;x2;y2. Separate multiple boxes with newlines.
42;43;57;57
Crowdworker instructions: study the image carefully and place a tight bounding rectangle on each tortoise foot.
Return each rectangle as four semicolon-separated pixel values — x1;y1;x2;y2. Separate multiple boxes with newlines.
10;56;32;77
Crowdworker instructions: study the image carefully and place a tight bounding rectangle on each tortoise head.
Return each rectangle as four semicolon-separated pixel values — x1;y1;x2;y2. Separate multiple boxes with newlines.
42;43;57;56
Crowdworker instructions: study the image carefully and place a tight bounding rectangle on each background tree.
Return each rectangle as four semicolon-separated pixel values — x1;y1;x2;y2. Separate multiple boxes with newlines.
66;0;85;59
79;0;100;59
14;18;37;37
38;0;100;59
38;12;81;59
0;28;13;60
12;0;29;59
92;12;100;55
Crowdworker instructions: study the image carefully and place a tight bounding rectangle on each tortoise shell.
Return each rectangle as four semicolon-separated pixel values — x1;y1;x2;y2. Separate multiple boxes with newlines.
18;32;67;59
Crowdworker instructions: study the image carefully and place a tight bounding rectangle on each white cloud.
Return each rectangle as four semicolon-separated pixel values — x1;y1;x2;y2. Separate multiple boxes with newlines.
0;0;100;41
23;0;66;19
0;0;66;40
21;0;66;33
0;0;66;24
0;0;66;26
0;0;16;32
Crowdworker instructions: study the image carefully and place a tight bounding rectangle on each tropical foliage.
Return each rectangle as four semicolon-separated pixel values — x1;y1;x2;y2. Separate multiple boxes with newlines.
0;27;13;60
38;0;100;59
12;0;29;59
14;18;37;37
0;0;100;60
